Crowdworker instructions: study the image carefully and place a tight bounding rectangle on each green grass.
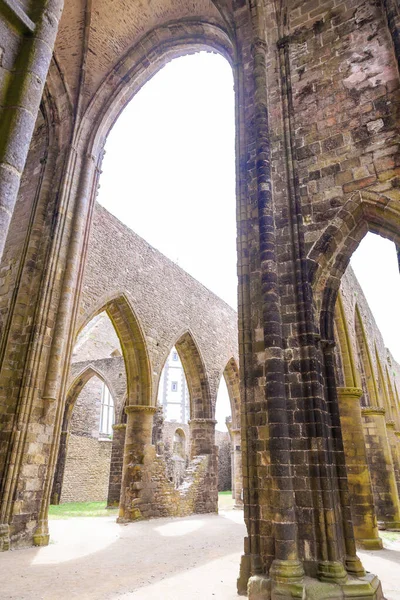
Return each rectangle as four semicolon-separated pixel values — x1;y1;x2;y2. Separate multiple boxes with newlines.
48;501;118;519
380;530;400;543
218;490;234;509
49;494;234;519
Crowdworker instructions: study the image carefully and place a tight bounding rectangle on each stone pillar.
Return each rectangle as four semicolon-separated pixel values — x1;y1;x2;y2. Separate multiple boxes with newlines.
189;418;217;457
118;406;156;522
227;424;243;508
337;387;382;549
107;424;126;507
362;407;400;529
189;418;218;513
386;421;400;498
0;0;64;257
50;430;69;505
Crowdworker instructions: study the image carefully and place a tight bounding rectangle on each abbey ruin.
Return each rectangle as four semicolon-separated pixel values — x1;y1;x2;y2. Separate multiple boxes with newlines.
1;1;400;598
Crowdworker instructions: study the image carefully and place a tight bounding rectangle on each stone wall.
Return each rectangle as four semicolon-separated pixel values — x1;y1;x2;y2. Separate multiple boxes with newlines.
130;446;219;519
1;7;400;598
61;435;112;503
107;424;126;507
79;203;239;408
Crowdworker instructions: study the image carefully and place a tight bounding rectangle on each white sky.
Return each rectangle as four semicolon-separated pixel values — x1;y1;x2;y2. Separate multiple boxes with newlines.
98;52;237;309
98;52;400;429
350;233;400;363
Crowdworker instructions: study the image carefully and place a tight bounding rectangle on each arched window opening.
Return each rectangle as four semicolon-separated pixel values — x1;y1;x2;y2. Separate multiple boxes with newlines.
51;309;128;513
155;346;191;488
100;383;115;437
157;346;190;424
97;52;236;310
350;232;400;364
331;232;400;548
54;375;115;506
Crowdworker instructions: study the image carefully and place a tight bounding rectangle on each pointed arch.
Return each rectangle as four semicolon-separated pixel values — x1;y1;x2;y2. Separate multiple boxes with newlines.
76;20;235;157
65;364;117;423
166;330;213;420
222;357;241;430
51;366;116;505
308;192;400;341
334;293;361;390
77;293;152;407
354;305;379;408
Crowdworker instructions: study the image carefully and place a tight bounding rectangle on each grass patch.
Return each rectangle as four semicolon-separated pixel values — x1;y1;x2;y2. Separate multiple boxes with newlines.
218;491;234;509
48;501;118;520
380;530;400;543
49;494;235;519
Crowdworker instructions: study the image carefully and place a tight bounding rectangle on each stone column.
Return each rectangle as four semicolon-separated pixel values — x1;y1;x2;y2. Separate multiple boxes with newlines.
50;430;69;505
107;424;126;508
227;424;243;508
189;418;217;457
189;418;218;513
362;407;400;529
0;0;64;257
118;406;156;522
386;421;400;498
337;387;382;549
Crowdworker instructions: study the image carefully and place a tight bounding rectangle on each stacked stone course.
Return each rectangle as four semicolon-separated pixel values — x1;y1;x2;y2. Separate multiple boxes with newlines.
1;2;400;599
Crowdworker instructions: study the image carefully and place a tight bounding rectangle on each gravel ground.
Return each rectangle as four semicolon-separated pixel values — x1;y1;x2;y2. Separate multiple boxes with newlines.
0;510;245;600
0;511;399;599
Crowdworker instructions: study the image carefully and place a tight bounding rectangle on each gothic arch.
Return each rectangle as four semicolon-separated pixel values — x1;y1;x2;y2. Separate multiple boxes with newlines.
77;294;151;407
51;365;116;505
162;330;213;420
76;20;235;158
65;364;118;423
308;192;400;341
222;357;241;430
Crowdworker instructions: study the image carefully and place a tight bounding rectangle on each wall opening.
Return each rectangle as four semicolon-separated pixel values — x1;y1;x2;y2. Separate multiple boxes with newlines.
155;346;190;488
97;52;236;310
50;310;127;516
332;230;400;544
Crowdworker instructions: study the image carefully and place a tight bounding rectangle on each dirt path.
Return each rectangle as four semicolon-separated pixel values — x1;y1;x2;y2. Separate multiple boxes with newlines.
0;510;245;600
1;510;399;599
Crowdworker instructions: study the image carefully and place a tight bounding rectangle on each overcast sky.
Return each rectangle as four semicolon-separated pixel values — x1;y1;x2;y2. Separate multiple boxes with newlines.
98;52;400;429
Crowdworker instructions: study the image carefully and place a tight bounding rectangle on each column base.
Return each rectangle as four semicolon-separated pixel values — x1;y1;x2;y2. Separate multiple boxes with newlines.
33;521;50;547
356;537;383;550
247;573;383;600
345;555;366;578
238;553;252;596
0;524;10;552
318;561;348;584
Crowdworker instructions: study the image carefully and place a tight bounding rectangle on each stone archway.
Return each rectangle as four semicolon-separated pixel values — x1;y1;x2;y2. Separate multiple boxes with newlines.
51;365;117;505
223;357;243;506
